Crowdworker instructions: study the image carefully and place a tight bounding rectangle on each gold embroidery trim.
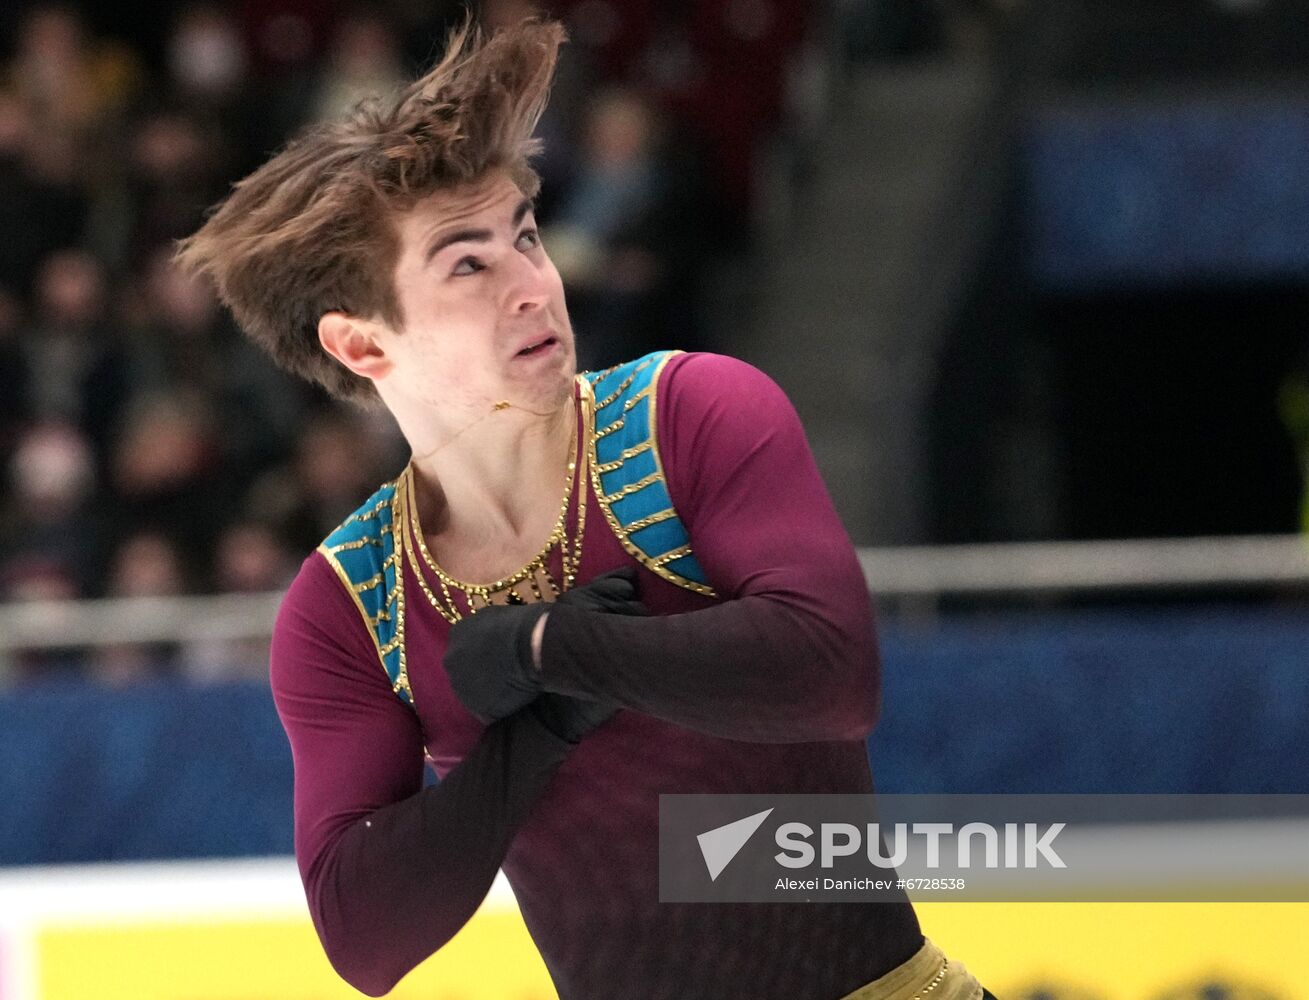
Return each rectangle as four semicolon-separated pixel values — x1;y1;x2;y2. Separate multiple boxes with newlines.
600;470;661;504
327;524;391;553
349;552;399;593
595;439;656;475
650;543;693;568
837;939;980;1000
342;494;391;525
645;351;681;528
621;385;653;413
585;360;623;386
315;483;412;705
623;507;678;533
594;355;656;410
913;961;949;999
583;355;717;598
398;482;466;625
400;386;588;624
595;415;624;439
388;486;411;702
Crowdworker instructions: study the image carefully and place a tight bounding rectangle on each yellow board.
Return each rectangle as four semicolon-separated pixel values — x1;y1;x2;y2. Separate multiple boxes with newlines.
918;902;1309;999
37;903;1309;1000
38;910;555;1000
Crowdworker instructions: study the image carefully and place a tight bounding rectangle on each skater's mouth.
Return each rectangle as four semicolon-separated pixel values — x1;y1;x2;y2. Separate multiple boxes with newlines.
515;334;558;358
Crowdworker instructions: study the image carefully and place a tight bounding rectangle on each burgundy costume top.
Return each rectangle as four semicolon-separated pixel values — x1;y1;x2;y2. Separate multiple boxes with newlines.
271;352;922;999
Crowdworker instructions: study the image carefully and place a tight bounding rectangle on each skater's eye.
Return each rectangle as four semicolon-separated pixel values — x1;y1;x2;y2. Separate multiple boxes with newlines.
451;255;486;276
516;228;541;251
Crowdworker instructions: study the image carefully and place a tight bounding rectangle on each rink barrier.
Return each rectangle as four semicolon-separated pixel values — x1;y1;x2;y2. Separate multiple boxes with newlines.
0;855;1306;1000
2;535;1309;651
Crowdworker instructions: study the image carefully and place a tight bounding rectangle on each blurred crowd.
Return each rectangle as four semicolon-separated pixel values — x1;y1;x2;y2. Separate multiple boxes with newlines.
0;0;813;683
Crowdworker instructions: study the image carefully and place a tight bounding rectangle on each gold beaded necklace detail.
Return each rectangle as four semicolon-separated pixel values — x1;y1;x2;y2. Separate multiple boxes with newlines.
398;389;589;625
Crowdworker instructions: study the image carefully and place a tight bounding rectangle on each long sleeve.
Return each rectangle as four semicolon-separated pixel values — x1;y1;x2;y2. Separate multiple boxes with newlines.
540;352;880;743
271;554;572;997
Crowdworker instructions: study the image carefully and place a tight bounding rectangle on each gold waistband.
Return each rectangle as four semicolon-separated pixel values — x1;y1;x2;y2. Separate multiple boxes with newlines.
839;938;982;1000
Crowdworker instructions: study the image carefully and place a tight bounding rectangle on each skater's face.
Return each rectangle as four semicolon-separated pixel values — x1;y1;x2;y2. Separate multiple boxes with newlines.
319;171;577;420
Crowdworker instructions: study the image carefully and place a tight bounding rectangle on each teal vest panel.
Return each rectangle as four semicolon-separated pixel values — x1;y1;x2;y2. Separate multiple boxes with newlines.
585;351;716;597
317;482;413;705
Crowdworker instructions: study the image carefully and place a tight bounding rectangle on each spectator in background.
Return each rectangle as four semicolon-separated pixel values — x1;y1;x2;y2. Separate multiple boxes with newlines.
90;530;188;684
127;245;306;475
309;12;407;123
0;287;28;454
183;520;296;682
211;520;296;594
482;0;596;214
122;110;233;267
0;421;102;594
0;555;82;683
245;413;391;555
0;91;89;295
0;422;98;684
163;4;282;182
5;5;140;145
108;390;230;576
642;0;807;228
232;0;339;147
125;245;228;396
237;0;334;78
106;531;189;597
166;5;251;113
543;86;674;367
19;250;130;464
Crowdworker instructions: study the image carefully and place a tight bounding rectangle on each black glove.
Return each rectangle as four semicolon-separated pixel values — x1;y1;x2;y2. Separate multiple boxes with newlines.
443;568;647;725
444;601;548;723
555;566;647;617
527;692;615;745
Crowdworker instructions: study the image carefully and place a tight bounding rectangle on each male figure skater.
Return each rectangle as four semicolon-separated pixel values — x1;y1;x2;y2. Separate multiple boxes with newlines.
180;19;988;1000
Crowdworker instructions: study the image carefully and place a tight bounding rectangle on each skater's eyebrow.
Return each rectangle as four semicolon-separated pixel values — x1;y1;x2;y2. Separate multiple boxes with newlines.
424;199;533;264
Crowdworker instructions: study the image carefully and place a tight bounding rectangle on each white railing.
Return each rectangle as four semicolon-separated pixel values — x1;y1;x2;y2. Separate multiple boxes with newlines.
0;592;281;652
856;533;1309;596
1;535;1307;652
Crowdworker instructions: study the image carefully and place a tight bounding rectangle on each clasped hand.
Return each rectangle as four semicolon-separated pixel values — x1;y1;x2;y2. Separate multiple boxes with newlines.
443;568;647;742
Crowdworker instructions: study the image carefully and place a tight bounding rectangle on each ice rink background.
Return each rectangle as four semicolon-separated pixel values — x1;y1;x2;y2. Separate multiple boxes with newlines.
3;2;1309;998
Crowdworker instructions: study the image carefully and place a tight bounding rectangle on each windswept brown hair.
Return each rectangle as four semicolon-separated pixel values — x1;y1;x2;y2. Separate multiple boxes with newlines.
176;18;564;403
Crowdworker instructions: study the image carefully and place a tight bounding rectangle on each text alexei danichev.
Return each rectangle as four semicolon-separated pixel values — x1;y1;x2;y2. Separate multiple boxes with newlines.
775;878;895;891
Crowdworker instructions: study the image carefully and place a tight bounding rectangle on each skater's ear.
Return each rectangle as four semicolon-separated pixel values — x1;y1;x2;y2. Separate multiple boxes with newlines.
318;312;393;384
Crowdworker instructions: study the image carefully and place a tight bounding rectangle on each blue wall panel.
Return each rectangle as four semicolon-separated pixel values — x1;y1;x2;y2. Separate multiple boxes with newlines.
872;606;1309;793
0;681;293;865
2;607;1307;865
1026;99;1309;290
